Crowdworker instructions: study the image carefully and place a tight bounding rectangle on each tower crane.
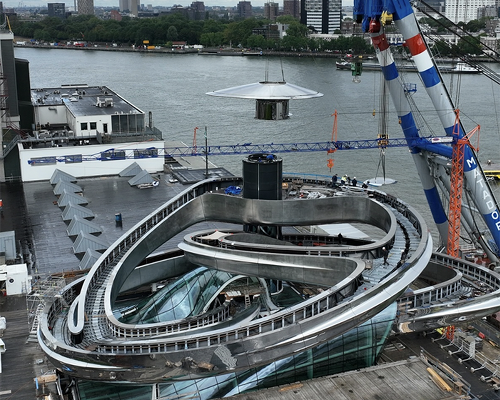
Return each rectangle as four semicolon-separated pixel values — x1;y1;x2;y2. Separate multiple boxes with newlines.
326;110;337;171
447;110;480;258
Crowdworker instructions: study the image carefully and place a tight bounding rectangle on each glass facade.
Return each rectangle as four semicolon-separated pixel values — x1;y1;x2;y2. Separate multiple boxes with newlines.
111;113;145;134
118;267;260;324
81;269;397;400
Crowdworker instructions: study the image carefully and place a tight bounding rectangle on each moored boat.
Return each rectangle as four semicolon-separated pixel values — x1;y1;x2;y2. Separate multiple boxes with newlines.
336;59;481;74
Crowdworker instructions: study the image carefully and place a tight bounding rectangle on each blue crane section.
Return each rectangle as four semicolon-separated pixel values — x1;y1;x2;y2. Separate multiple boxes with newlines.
354;0;500;259
28;136;444;164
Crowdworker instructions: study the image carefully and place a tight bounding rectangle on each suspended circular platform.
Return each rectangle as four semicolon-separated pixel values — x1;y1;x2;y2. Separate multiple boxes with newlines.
365;177;397;187
206;81;323;120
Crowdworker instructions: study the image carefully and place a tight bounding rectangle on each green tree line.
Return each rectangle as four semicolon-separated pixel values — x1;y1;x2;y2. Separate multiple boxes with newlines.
10;13;373;53
418;16;492;56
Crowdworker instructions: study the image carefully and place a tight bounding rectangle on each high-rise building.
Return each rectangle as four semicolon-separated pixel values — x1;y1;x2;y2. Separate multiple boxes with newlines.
477;5;497;19
303;0;341;34
119;0;128;12
445;0;496;23
237;1;252;18
48;3;66;18
283;0;300;19
129;0;138;16
190;1;205;19
264;2;279;20
77;0;94;15
191;1;205;12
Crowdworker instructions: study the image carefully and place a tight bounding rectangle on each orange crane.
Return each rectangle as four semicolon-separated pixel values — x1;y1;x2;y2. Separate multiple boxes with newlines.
447;110;480;258
327;110;337;171
444;110;479;343
192;127;199;155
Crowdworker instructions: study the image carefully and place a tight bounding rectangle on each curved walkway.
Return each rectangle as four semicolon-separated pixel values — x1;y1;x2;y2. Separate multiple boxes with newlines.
37;177;477;383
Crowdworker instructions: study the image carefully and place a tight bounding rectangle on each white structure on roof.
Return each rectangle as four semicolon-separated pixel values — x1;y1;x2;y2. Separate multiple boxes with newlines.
0;263;31;295
32;85;145;139
19;85;165;182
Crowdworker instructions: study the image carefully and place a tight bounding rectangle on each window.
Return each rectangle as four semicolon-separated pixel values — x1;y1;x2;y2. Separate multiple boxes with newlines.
90;122;97;130
81;122;88;130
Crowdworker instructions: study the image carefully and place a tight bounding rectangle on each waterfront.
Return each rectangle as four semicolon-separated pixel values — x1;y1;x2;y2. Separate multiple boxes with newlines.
15;46;500;244
5;47;500;399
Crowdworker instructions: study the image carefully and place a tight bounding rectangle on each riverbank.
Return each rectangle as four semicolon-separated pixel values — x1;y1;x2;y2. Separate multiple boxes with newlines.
13;42;350;58
14;41;497;63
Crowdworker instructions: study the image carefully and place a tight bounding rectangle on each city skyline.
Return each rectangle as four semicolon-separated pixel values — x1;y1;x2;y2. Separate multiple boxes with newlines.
8;0;356;11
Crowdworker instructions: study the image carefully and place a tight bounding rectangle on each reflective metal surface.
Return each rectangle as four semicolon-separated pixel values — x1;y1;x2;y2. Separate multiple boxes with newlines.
40;177;487;384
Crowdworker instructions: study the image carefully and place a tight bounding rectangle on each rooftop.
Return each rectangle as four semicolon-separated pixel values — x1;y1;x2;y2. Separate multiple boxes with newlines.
31;84;144;117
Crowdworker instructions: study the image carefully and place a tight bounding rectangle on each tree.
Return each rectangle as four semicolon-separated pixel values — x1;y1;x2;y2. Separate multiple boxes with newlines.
432;39;453;57
276;15;298;24
246;34;267;49
167;26;178;41
457;36;482;55
200;32;224;47
224;18;262;47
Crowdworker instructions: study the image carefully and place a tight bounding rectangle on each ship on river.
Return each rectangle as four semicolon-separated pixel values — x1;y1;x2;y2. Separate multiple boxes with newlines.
336;59;481;74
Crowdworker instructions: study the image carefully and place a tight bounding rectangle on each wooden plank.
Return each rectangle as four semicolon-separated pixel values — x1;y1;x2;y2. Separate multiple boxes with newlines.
225;359;450;400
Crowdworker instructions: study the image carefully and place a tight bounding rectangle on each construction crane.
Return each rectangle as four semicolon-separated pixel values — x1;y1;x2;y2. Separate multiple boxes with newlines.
447;110;480;258
353;0;500;263
192;126;198;155
31;135;451;165
326;111;338;171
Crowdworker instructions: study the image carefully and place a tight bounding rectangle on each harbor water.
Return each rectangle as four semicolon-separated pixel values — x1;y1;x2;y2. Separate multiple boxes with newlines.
16;47;500;246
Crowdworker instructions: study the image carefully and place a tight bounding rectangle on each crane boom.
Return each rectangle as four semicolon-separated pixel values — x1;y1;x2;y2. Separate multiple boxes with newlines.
354;0;500;260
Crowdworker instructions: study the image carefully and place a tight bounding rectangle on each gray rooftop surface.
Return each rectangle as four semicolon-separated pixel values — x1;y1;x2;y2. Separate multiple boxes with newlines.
22;169;235;276
31;85;143;118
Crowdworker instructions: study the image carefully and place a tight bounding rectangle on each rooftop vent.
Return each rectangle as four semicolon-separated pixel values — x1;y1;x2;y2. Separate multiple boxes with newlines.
96;96;114;108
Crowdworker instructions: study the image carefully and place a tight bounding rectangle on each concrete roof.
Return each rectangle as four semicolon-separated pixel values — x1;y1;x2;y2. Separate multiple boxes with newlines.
31;85;144;117
53;181;82;195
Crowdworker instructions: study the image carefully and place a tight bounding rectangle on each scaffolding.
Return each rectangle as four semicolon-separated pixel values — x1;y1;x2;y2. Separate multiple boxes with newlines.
26;275;68;341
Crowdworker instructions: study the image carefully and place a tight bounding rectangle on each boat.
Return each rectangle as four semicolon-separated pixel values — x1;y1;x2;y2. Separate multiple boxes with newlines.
336;59;481;74
483;162;500;180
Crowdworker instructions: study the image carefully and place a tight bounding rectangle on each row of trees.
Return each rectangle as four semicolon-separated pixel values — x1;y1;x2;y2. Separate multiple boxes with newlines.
10;13;373;53
11;12;490;55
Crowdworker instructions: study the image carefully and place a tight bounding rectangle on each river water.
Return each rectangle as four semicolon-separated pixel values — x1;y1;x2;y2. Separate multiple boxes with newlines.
15;47;500;246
